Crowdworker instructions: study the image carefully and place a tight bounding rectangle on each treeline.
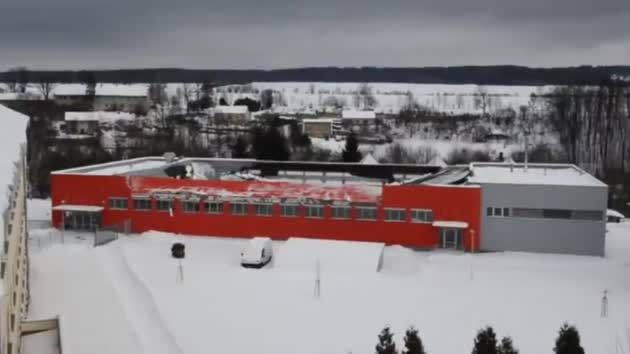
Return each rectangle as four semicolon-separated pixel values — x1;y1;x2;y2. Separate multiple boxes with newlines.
374;323;585;354
1;66;629;85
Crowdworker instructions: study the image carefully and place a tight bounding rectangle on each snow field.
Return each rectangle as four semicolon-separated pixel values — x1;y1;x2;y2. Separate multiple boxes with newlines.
26;223;630;354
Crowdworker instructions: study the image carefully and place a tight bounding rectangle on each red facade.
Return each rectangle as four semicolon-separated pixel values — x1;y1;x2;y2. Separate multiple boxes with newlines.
51;173;481;250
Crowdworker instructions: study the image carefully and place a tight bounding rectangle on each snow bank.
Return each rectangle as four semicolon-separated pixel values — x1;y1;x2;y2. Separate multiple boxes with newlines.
275;238;384;272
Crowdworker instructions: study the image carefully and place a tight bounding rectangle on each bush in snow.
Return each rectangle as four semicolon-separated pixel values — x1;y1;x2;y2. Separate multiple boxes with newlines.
497;336;518;354
402;327;426;354
445;148;491;165
553;323;585;354
379;143;438;165
472;326;498;354
376;326;398;354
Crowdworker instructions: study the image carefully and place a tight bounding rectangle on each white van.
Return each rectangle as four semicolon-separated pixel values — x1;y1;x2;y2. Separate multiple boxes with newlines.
241;237;273;268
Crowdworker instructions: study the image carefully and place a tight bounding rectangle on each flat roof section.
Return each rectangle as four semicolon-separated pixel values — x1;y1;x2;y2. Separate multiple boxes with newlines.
468;162;606;187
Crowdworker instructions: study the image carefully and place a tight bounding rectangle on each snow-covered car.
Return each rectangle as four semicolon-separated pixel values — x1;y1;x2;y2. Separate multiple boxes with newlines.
240;237;273;268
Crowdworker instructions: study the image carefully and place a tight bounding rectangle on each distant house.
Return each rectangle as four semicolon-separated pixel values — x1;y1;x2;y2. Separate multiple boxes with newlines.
302;118;334;139
341;110;377;134
54;84;149;113
213;105;250;125
485;129;511;143
62;111;136;136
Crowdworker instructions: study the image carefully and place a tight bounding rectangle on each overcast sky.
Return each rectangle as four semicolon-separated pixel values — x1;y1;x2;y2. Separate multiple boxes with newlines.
1;0;629;70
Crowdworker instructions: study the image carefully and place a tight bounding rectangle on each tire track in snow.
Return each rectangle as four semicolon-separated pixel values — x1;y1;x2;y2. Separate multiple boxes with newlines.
97;243;184;354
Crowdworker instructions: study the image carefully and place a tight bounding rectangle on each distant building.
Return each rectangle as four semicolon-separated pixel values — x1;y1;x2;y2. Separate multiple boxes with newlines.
213;105;250;125
302;118;334;139
53;84;149;113
62;111;136;136
484;129;511;143
341;110;377;134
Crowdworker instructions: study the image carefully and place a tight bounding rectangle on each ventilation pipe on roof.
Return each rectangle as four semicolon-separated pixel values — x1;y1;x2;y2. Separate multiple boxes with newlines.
163;152;176;163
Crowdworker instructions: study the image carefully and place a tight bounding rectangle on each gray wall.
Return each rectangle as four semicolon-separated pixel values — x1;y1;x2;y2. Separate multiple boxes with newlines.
480;183;607;256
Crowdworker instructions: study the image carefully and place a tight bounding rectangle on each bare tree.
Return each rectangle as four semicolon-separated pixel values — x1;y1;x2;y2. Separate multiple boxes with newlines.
475;86;489;118
37;81;57;101
7;67;30;93
148;83;168;126
182;84;194;113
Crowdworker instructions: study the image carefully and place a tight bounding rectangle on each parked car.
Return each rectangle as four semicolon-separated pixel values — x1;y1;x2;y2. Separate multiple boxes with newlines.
241;237;273;268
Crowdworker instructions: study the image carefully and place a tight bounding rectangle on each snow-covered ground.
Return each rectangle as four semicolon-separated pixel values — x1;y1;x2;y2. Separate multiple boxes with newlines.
25;198;630;354
215;82;554;115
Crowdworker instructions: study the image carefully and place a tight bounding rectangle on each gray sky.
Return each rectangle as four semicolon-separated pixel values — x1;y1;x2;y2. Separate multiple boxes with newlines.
1;0;629;70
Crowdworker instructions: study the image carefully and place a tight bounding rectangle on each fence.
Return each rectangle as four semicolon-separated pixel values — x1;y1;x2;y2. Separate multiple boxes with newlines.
94;219;131;247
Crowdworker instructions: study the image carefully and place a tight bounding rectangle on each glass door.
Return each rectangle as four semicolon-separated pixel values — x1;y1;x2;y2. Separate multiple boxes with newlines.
440;228;462;249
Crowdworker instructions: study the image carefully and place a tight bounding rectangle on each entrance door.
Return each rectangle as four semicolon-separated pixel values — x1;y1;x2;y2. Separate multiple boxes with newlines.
439;228;464;250
64;212;101;231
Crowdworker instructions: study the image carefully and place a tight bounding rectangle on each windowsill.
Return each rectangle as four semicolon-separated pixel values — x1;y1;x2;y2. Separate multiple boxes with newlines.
411;220;432;224
256;214;273;217
231;214;248;216
357;218;377;222
385;220;406;223
183;211;200;214
331;217;351;220
109;208;128;211
133;209;152;212
207;212;224;215
281;215;299;218
306;216;324;219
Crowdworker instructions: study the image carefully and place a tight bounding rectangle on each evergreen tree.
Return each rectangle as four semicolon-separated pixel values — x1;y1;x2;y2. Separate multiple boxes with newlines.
402;327;426;354
472;327;498;354
497;337;518;354
553;323;585;354
342;133;362;162
376;327;398;354
232;135;249;158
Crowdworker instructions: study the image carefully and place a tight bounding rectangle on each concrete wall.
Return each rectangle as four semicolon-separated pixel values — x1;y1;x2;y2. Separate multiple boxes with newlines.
480;183;607;256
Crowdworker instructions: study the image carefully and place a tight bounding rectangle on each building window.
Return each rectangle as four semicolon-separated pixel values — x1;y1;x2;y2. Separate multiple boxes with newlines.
133;198;152;211
255;204;273;216
411;209;433;223
306;205;324;218
572;210;604;221
156;200;172;212
488;207;509;217
512;208;541;218
182;201;200;213
357;206;377;221
543;209;572;219
109;197;128;210
281;204;299;217
385;208;406;222
11;313;15;331
331;206;351;219
231;202;248;216
205;201;224;214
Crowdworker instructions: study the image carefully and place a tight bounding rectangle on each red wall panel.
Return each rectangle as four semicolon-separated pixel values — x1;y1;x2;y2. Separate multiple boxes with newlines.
51;174;481;250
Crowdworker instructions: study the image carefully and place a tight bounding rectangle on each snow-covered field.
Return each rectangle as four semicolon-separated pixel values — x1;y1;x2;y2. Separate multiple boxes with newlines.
24;199;630;354
216;82;553;115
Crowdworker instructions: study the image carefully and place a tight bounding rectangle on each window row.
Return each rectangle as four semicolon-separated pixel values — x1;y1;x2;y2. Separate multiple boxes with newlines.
487;207;603;221
109;197;434;223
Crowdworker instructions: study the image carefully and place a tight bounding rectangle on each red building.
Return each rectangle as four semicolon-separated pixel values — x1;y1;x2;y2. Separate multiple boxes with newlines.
51;157;481;251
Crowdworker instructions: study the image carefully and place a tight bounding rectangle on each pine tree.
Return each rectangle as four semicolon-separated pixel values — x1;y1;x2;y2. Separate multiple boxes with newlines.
342;133;362;162
376;327;398;354
402;327;426;354
553;323;585;354
232;135;249;158
472;326;498;354
497;336;518;354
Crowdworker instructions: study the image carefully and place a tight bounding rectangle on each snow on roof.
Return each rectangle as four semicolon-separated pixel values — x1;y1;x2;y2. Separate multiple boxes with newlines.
131;178;382;204
432;221;469;229
64;111;136;122
468;163;606;187
302;118;335;124
342;110;376;119
607;209;625;219
53;157;168;176
214;105;249;114
53;84;147;97
0;104;28;241
52;205;104;212
360;153;379;165
275;237;385;272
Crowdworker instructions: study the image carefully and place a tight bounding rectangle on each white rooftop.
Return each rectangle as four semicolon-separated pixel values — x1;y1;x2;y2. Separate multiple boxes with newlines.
607;209;625;219
302;118;335;123
214;105;249;114
54;84;148;97
342;110;376;119
65;111;137;122
468;163;606;187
